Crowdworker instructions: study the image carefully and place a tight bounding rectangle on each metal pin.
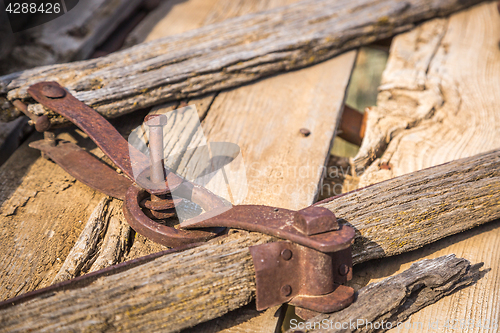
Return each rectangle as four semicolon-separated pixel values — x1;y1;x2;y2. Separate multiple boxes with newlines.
145;114;167;189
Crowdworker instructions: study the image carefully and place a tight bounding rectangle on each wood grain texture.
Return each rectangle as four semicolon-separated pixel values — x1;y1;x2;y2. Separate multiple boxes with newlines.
0;149;499;332
354;2;500;184
285;255;485;333
0;0;484;122
355;220;500;333
0;132;105;300
0;103;151;301
191;51;357;209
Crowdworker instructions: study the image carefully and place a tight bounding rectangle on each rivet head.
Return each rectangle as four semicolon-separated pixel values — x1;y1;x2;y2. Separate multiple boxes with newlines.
41;84;66;99
339;264;350;276
281;249;292;261
280;284;292;297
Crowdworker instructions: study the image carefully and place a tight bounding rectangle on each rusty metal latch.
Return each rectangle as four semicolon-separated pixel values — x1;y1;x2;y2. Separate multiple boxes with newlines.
23;81;356;317
181;205;355;318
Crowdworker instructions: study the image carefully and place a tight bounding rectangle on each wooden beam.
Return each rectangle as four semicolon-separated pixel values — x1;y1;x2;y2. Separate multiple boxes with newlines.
0;148;499;332
0;0;485;122
284;255;484;332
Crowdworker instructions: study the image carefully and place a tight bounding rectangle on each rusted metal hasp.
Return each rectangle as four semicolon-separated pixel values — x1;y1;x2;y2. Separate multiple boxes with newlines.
182;205;356;319
26;81;226;247
29;140;132;200
27;81;183;194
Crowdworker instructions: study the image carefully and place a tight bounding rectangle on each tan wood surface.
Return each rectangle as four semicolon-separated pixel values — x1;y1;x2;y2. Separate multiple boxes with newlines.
347;2;500;332
0;132;105;300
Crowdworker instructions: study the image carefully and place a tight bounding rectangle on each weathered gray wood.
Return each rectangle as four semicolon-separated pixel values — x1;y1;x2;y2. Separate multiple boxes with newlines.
0;0;143;75
0;148;498;332
285;255;484;333
0;0;485;123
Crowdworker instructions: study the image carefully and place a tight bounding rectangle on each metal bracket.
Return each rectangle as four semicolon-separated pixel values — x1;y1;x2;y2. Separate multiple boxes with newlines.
181;205;356;318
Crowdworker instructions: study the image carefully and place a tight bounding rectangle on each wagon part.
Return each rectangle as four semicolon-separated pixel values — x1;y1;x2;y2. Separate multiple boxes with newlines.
182;205;356;316
27;81;227;247
25;81;358;316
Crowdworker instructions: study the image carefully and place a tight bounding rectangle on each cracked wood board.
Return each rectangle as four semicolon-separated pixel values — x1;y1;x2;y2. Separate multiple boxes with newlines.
0;0;484;122
348;2;500;331
0;149;499;332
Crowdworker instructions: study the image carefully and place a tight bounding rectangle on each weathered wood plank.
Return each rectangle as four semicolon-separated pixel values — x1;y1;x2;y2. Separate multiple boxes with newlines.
0;106;151;301
357;220;500;333
0;132;106;300
285;255;484;333
0;149;498;332
344;3;500;331
0;0;485;122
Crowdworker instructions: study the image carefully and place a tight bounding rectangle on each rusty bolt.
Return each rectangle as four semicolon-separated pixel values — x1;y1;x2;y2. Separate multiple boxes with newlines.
280;284;292;297
35;115;51;132
294;206;339;236
281;249;292;261
338;264;350;276
299;128;311;137
145;114;167;186
41;83;66;99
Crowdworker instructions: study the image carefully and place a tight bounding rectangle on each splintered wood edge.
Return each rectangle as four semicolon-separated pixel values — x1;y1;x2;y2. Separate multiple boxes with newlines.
285;255;484;333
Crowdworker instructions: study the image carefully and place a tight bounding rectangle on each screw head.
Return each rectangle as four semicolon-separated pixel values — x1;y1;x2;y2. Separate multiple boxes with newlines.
299;128;311;137
41;83;66;99
281;249;292;261
280;284;292;297
145;114;167;126
339;264;350;276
